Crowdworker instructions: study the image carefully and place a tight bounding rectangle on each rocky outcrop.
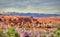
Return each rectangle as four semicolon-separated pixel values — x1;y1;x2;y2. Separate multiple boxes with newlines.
0;15;60;30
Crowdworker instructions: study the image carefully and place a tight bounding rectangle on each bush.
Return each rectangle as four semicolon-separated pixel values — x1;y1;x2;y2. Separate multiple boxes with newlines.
0;28;3;37
5;26;19;37
0;26;19;37
54;26;60;37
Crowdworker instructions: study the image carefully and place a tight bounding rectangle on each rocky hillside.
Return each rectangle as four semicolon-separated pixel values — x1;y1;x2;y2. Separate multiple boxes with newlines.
0;14;60;37
0;14;60;30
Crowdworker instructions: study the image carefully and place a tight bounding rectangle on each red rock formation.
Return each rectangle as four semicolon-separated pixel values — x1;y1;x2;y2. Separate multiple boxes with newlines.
0;15;60;30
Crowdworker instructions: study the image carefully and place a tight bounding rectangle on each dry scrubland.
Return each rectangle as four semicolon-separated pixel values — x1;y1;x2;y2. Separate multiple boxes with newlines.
0;14;60;37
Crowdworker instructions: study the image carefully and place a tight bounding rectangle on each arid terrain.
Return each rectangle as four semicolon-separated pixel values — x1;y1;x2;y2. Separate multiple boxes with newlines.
0;14;60;28
0;14;60;37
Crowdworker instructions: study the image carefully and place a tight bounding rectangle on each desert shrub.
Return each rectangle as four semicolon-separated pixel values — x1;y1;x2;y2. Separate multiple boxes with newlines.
42;34;46;37
5;26;19;37
54;26;60;37
0;28;3;37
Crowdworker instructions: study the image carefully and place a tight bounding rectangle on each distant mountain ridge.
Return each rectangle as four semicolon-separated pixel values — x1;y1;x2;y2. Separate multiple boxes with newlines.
2;12;60;17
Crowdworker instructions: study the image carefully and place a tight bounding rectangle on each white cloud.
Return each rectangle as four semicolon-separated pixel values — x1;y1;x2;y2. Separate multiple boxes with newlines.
0;0;60;14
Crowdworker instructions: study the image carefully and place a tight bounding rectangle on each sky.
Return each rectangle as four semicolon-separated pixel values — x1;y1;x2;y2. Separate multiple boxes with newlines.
0;0;60;14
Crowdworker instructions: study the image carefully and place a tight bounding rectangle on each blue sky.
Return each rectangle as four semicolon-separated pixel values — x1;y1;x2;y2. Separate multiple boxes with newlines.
0;0;60;14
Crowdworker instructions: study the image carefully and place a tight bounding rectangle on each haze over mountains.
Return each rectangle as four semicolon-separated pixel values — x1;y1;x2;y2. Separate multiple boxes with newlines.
1;12;60;17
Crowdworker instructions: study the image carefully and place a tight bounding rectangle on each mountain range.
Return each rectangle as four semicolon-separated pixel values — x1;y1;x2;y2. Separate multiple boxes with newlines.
1;12;60;17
